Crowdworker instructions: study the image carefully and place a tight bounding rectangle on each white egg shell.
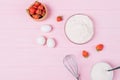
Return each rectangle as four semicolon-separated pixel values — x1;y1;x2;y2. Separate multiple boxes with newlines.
47;38;56;48
91;62;113;80
41;24;52;33
36;36;46;46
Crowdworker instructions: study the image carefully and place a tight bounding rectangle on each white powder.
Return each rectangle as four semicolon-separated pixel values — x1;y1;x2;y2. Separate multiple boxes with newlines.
65;14;94;44
91;62;113;80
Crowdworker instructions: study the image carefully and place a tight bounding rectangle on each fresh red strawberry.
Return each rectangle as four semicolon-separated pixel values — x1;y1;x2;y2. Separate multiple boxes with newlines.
32;14;40;19
33;5;38;9
38;5;44;10
29;7;36;15
36;9;42;14
34;1;40;7
96;44;104;51
41;10;46;16
82;50;89;58
29;11;35;15
57;16;62;22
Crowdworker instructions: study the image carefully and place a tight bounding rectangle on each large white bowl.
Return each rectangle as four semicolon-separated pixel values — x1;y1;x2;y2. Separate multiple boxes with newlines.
65;14;94;44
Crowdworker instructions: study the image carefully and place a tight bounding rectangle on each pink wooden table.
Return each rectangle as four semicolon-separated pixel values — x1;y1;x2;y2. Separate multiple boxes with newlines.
0;0;120;80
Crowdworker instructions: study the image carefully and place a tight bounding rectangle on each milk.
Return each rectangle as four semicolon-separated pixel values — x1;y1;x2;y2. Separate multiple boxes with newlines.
91;62;113;80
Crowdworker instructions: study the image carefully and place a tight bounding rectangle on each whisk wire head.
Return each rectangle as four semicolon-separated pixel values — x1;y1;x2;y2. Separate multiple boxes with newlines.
63;55;80;79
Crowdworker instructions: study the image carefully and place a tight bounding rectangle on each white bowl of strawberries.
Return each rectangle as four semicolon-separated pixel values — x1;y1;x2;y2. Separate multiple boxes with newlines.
27;1;47;21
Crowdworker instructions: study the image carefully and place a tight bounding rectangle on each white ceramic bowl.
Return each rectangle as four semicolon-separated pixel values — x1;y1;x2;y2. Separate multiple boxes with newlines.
65;14;94;45
91;62;113;80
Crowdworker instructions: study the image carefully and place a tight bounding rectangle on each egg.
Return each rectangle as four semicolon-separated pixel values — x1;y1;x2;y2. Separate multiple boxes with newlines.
47;38;56;48
36;36;46;46
40;24;52;33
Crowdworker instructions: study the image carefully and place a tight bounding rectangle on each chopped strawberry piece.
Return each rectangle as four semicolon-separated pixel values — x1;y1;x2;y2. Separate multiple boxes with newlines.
29;7;36;15
33;5;38;9
34;1;41;7
38;5;44;10
36;9;42;14
32;14;40;19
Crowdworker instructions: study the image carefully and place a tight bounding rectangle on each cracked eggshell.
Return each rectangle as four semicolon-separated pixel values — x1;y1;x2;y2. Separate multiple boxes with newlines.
40;24;52;33
36;36;46;46
47;38;56;48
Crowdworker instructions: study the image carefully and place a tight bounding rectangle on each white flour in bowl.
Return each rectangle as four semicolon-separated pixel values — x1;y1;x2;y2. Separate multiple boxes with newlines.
65;14;94;44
